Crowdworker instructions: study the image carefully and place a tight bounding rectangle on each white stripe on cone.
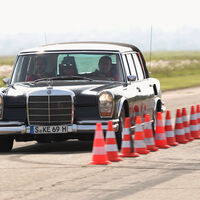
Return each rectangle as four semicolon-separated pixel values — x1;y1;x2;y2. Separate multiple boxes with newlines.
106;144;118;152
165;131;174;137
144;122;151;129
155;133;166;140
190;114;197;120
144;138;155;146
121;140;131;148
95;130;104;139
165;119;172;126
156;120;163;127
93;146;106;155
122;128;130;137
135;125;143;132
134;140;146;148
190;125;199;131
175;129;184;136
106;131;116;138
175;118;182;123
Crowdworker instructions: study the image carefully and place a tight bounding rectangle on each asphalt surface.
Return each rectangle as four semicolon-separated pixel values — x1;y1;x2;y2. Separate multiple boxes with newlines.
1;87;200;200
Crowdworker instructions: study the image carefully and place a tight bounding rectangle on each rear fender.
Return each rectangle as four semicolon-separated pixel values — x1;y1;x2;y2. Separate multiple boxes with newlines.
154;97;166;112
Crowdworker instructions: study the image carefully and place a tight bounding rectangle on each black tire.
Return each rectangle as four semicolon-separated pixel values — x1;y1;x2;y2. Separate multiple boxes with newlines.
152;110;157;135
116;107;125;150
0;138;14;152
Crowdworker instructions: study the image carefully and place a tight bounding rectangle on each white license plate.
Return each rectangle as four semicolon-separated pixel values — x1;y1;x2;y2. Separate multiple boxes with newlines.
30;125;68;134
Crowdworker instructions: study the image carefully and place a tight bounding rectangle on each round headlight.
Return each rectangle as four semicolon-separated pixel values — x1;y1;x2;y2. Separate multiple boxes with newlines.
99;92;114;118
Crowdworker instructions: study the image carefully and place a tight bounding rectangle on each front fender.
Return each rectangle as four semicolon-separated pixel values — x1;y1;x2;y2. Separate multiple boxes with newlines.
116;97;128;118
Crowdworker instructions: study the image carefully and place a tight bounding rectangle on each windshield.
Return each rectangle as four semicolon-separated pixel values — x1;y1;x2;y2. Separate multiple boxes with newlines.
11;53;124;84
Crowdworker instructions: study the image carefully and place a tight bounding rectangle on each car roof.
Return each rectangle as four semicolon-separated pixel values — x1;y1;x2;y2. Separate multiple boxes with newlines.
19;41;141;54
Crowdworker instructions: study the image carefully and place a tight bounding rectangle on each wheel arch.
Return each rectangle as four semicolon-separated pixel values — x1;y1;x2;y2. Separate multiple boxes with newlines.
154;97;162;112
117;97;129;118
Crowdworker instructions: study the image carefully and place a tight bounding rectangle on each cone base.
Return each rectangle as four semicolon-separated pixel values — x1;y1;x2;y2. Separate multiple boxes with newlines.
107;152;123;162
109;157;123;162
88;160;111;165
147;145;159;151
156;144;170;148
155;140;170;148
169;142;179;146
188;137;194;141
193;136;200;139
176;140;188;144
135;148;150;154
185;133;194;141
191;132;200;139
120;152;139;157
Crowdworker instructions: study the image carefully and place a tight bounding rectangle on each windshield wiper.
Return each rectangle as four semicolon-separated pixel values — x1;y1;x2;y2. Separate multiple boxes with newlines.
51;76;94;81
34;76;94;83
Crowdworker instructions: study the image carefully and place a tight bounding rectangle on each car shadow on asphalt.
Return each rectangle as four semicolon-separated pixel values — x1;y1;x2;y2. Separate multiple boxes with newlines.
1;140;93;155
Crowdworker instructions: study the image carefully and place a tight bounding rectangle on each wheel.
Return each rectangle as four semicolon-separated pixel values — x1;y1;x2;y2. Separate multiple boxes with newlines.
0;138;14;152
116;107;125;150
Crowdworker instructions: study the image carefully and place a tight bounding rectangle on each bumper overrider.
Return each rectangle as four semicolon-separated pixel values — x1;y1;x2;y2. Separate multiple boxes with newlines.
0;119;119;136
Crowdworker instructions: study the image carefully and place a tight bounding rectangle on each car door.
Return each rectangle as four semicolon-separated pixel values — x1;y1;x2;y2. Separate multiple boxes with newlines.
122;53;144;125
131;52;155;120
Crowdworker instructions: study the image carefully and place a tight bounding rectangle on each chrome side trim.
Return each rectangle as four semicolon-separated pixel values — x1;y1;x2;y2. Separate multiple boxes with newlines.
77;119;119;125
0;121;24;127
0;125;26;135
0;121;120;135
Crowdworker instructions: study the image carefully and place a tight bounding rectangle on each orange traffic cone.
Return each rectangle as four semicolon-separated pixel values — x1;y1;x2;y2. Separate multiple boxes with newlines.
196;104;200;131
134;116;150;154
120;118;139;157
182;108;193;141
174;109;188;143
165;110;178;146
88;123;111;165
144;114;158;151
155;112;170;148
190;106;200;139
105;121;122;162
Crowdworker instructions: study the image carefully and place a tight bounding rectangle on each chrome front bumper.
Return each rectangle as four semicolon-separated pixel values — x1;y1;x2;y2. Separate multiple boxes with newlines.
0;119;119;135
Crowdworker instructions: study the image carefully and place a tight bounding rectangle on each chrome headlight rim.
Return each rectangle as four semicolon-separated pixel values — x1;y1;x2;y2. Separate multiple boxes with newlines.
98;91;114;118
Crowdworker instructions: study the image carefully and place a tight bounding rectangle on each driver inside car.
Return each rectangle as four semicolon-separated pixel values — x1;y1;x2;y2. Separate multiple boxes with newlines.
93;56;119;81
27;57;49;81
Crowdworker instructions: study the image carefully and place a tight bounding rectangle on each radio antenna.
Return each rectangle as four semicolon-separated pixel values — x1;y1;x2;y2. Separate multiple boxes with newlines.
149;25;153;69
44;32;47;45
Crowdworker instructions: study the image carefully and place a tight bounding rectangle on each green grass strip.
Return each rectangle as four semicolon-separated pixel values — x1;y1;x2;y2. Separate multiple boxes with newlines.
0;56;15;66
153;74;200;91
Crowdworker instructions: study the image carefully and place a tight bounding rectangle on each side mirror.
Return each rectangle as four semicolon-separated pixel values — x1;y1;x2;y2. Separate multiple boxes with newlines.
3;78;10;85
127;75;136;82
148;71;151;77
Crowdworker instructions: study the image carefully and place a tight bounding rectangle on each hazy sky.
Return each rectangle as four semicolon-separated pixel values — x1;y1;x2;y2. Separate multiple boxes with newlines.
1;0;200;54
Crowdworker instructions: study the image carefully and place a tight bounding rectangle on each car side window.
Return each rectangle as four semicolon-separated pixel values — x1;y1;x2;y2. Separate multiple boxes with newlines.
126;54;137;78
132;53;144;80
122;55;130;76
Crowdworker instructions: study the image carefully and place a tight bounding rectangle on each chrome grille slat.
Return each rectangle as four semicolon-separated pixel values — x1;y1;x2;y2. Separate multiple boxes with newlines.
28;95;73;125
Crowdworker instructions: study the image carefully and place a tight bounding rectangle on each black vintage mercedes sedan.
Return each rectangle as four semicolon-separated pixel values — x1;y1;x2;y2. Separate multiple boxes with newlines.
0;42;165;152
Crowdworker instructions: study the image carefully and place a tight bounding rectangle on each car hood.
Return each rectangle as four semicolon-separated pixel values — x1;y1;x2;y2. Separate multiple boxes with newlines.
2;81;124;106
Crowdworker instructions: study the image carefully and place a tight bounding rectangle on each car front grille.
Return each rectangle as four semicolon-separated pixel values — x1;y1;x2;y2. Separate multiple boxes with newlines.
27;95;73;125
